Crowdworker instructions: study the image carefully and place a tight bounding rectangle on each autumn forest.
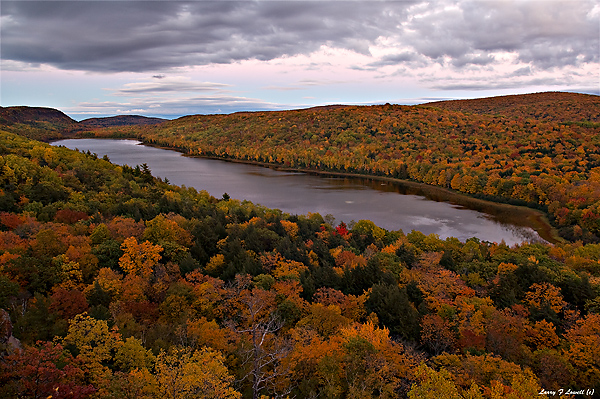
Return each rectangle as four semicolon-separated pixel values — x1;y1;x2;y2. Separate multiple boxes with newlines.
1;92;600;398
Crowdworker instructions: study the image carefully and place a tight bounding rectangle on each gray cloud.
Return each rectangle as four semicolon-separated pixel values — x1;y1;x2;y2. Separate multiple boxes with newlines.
450;53;495;68
430;76;578;91
401;0;598;68
366;52;425;68
71;93;294;118
1;0;597;74
1;1;408;72
114;78;230;95
510;67;533;78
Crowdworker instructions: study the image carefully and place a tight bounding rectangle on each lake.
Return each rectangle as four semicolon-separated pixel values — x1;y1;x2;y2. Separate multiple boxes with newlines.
52;138;548;245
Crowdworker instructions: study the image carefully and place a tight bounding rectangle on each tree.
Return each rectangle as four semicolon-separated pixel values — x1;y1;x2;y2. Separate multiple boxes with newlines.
107;216;145;242
562;313;600;390
338;321;420;398
143;214;193;247
13;292;62;344
525;320;559;350
49;288;89;321
153;347;241;399
408;364;483;399
531;349;574;392
485;308;530;364
226;281;291;399
143;214;193;263
432;353;540;396
119;237;163;279
297;303;350;337
0;342;95;399
61;314;122;386
524;283;566;315
114;336;155;372
0;275;19;309
313;287;367;322
280;220;299;240
185;317;234;354
90;223;111;245
243;317;289;398
421;314;457;355
93;267;123;298
366;283;421;341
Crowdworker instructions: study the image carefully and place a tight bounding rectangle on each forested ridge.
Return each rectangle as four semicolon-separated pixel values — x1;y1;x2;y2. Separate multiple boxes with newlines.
78;115;167;129
0;106;79;142
81;92;600;243
1;97;600;398
0;106;166;142
426;92;600;124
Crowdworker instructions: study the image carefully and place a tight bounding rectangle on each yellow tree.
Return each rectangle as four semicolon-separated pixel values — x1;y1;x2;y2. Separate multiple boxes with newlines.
524;283;567;314
280;220;299;240
111;347;240;399
432;353;540;397
153;347;241;399
92;267;124;298
408;364;483;399
114;336;156;372
143;214;193;247
186;317;235;354
119;237;163;279
338;321;421;398
297;303;351;337
60;313;122;388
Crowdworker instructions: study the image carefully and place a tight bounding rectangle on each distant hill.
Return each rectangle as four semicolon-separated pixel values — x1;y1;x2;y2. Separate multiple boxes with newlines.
0;106;77;127
423;92;600;123
0;106;78;140
0;106;167;140
79;115;167;128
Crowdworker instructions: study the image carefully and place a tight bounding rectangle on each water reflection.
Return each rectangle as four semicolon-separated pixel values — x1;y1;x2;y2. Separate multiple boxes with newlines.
52;139;547;245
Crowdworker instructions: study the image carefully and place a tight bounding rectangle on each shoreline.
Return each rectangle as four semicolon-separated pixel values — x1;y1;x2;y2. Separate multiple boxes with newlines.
180;150;562;245
65;135;563;245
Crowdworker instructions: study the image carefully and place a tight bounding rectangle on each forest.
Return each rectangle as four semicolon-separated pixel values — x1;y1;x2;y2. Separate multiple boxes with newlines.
74;92;600;244
0;93;599;398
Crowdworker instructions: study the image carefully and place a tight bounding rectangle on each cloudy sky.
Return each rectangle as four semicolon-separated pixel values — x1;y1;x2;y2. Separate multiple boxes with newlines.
1;0;598;120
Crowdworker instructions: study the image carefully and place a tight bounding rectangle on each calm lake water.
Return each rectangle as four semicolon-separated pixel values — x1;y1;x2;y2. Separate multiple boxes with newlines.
53;139;545;245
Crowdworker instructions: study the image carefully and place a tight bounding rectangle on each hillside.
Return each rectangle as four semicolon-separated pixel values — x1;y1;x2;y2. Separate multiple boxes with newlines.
0;106;77;126
79;115;167;128
1;129;600;398
0;106;78;141
423;92;600;124
87;92;600;243
0;107;167;141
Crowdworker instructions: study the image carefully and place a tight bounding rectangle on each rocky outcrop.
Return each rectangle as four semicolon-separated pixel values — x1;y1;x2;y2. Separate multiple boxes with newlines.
0;309;21;353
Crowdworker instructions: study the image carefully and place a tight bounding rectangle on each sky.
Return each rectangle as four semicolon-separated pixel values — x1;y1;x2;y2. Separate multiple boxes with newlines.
1;0;599;120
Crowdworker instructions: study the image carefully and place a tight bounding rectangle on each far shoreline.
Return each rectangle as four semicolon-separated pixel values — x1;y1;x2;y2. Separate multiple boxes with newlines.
143;140;562;245
54;135;562;245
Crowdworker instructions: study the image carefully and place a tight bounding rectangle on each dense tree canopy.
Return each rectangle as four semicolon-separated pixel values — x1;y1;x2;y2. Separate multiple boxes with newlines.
1;93;600;398
82;92;600;243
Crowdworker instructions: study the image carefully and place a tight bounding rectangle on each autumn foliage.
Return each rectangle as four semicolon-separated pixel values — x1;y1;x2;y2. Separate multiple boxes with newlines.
1;95;600;398
88;92;600;243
